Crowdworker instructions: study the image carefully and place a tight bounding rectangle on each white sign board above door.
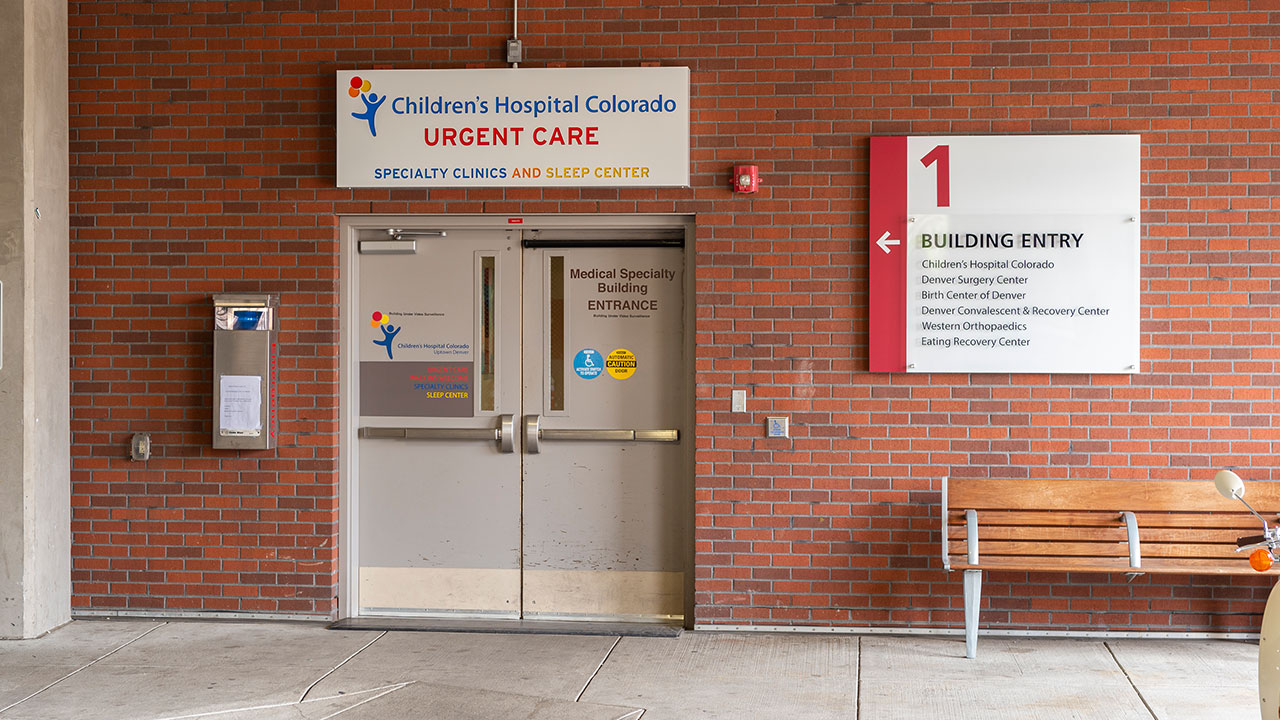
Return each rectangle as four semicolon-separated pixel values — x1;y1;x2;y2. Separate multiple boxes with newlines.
336;67;690;188
869;134;1142;374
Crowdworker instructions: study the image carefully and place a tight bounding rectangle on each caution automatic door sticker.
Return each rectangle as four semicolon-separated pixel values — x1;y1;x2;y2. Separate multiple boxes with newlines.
605;348;637;380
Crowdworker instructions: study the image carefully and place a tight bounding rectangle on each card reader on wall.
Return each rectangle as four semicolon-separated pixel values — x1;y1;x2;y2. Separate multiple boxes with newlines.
212;294;279;450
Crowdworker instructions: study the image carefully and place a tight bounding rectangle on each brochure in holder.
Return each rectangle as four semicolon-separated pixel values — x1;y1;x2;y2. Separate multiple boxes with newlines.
214;305;274;331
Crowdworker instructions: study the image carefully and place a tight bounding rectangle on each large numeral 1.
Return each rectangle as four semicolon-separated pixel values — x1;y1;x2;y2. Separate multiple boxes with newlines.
920;144;951;207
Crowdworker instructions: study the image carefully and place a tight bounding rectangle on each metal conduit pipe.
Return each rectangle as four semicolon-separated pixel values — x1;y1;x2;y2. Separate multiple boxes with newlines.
511;0;520;68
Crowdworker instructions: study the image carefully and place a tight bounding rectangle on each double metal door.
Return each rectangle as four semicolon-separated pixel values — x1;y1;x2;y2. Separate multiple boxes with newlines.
354;227;686;621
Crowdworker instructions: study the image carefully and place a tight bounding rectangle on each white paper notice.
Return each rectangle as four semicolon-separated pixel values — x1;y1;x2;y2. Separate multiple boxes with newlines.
219;375;262;436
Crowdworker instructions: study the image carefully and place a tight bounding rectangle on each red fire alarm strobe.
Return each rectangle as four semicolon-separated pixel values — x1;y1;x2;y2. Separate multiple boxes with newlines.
732;164;759;193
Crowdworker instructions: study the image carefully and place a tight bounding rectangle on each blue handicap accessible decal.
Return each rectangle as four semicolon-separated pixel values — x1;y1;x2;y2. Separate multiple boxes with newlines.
574;348;604;379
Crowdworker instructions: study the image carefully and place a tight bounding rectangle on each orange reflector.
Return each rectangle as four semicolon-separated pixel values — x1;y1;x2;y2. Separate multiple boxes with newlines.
1250;548;1273;572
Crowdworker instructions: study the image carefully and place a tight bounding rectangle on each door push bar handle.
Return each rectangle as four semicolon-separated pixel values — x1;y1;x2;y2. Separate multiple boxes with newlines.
635;430;681;442
523;415;678;454
544;429;635;441
359;414;515;453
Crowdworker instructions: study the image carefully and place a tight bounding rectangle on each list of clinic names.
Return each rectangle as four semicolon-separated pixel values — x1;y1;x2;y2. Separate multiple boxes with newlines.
909;230;1117;357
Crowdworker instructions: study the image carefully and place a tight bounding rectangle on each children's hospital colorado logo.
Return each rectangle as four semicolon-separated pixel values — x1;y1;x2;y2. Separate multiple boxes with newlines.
348;76;386;137
370;311;401;359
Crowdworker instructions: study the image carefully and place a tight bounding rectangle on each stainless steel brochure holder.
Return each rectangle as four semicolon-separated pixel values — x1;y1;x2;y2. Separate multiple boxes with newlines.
212;293;278;449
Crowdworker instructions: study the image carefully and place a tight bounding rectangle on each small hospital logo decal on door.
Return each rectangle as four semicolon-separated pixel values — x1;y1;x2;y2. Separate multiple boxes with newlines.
371;311;400;359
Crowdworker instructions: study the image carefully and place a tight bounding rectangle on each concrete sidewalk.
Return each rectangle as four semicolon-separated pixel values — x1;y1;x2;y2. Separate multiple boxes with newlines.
0;620;1259;719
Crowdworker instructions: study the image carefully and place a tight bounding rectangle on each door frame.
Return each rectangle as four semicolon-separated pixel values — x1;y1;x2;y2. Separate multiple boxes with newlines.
337;214;697;623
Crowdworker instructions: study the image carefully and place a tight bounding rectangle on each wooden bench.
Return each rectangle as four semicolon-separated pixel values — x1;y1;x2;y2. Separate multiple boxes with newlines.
942;476;1280;658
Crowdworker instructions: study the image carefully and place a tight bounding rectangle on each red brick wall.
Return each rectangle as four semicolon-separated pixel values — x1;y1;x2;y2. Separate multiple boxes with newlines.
69;1;1279;630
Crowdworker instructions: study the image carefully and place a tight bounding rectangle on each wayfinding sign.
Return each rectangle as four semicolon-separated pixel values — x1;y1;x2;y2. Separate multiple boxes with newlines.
869;135;1141;374
336;67;689;188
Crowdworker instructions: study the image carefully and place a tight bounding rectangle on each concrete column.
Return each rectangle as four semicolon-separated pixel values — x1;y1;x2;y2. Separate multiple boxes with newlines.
0;0;70;639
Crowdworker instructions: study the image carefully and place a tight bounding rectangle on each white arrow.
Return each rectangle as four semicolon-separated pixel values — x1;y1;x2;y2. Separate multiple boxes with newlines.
876;230;901;254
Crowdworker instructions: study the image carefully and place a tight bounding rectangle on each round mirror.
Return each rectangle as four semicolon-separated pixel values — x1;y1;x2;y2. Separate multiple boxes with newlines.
1214;469;1245;500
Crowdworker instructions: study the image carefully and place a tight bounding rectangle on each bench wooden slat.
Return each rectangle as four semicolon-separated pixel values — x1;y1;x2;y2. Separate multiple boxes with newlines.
947;510;1129;527
946;478;1280;514
1139;557;1280;573
1131;527;1256;543
949;540;1129;558
946;509;1269;529
948;525;1259;544
950;525;1128;542
949;558;1275;574
1129;513;1274;529
950;559;1134;572
948;540;1244;559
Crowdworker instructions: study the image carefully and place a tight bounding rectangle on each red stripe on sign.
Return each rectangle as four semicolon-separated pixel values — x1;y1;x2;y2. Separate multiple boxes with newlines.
868;136;908;373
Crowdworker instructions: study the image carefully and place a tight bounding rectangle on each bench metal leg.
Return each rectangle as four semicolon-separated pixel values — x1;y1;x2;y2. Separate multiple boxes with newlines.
963;569;981;659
